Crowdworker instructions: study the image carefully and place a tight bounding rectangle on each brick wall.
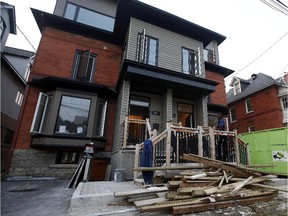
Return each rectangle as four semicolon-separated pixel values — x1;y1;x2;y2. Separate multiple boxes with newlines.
32;27;122;89
229;86;283;133
206;70;227;105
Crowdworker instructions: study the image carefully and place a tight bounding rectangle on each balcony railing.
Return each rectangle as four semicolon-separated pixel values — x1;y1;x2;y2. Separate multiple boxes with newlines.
204;49;216;63
127;120;250;180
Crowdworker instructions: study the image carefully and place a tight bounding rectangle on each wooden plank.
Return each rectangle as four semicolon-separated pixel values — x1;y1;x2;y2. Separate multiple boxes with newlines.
172;191;278;215
209;127;216;159
133;144;140;180
250;183;288;192
197;126;203;157
114;186;168;198
204;174;276;195
184;173;207;180
133;165;205;171
230;176;253;195
182;154;262;177
134;197;167;207
166;122;172;167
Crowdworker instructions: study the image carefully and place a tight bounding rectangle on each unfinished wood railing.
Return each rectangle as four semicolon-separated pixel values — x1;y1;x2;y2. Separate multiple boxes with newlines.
127;120;250;179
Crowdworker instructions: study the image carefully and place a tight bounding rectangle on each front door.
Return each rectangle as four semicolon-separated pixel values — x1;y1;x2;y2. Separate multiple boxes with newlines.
177;103;194;128
128;96;150;145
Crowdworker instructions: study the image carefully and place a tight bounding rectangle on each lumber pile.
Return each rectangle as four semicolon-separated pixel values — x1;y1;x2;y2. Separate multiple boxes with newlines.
113;154;285;215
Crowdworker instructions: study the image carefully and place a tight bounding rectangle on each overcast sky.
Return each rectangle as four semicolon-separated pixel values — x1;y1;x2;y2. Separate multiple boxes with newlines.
4;0;288;89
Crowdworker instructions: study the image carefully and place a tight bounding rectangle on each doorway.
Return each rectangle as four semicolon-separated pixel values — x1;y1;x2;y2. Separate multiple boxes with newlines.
177;103;194;128
128;96;150;145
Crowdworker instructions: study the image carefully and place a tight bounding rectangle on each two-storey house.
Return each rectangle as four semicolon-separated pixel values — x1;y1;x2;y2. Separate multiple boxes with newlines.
1;2;35;175
9;0;233;180
227;73;288;134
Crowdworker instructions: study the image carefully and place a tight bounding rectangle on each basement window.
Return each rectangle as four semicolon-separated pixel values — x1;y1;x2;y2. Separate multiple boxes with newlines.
56;151;80;164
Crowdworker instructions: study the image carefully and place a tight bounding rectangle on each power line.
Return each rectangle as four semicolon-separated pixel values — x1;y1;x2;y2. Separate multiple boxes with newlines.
227;31;288;79
2;3;37;52
15;23;37;52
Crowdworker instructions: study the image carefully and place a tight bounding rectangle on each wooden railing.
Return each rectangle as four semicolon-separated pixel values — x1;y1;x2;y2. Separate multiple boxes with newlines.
125;119;250;179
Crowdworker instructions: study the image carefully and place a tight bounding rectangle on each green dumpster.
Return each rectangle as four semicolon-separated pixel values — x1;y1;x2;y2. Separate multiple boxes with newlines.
240;127;288;176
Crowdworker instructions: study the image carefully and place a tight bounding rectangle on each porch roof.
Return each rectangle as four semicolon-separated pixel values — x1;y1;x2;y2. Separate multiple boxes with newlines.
117;60;219;101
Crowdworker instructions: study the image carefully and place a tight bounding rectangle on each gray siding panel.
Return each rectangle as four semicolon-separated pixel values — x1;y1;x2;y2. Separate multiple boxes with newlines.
127;18;205;77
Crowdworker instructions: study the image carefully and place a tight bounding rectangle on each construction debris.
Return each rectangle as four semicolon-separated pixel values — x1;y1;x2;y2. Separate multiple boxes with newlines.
112;154;286;215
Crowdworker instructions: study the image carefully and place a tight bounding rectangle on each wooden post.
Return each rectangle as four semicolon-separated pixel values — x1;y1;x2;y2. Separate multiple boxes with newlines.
209;127;216;160
246;143;251;165
233;129;240;164
166;121;171;167
197;126;203;157
123;116;129;148
146;118;152;138
152;129;157;166
134;144;140;180
176;133;179;163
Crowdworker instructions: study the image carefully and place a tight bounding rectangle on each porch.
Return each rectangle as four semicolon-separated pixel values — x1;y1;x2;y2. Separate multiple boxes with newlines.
122;117;250;180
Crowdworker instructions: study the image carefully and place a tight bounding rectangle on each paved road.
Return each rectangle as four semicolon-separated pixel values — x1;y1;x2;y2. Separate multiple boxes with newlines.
1;179;74;216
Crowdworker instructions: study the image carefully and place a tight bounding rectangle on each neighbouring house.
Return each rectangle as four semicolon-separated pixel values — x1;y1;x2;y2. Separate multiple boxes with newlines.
8;0;233;180
227;72;288;134
1;2;35;175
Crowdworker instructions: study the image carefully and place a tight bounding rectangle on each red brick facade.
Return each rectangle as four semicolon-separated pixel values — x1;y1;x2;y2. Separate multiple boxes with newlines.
14;27;122;151
229;85;283;133
206;70;227;106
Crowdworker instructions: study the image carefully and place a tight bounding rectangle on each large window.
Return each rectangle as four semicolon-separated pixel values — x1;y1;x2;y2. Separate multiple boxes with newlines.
136;31;158;66
245;98;253;113
31;91;108;138
55;96;91;135
64;3;115;32
182;47;200;76
72;50;96;82
229;106;237;123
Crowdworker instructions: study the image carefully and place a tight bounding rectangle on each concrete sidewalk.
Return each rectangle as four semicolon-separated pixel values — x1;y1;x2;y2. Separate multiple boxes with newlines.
67;178;288;216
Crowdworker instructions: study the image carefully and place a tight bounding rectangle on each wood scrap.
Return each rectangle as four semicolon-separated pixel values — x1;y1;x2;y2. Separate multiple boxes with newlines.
114;156;283;215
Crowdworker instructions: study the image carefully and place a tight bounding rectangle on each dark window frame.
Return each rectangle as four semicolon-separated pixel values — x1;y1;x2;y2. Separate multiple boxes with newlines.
229;106;237;123
181;47;199;76
136;32;159;66
72;50;97;82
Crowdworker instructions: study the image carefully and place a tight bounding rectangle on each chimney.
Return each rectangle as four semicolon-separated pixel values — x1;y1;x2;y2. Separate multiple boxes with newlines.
251;74;257;80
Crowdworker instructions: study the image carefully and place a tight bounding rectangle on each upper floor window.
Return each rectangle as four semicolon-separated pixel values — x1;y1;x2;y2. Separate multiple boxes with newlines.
182;47;200;76
55;96;91;135
229;106;237;123
136;30;158;66
72;50;96;82
64;3;115;32
15;91;24;106
233;80;241;95
281;97;288;109
0;16;6;39
245;98;253;113
203;49;215;63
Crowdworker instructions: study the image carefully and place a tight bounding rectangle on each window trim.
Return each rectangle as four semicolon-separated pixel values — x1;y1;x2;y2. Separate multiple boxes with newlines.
15;91;24;106
181;47;200;76
0;16;6;39
136;31;159;66
245;98;253;113
31;90;108;139
54;95;92;136
72;50;97;82
229;106;237;123
281;96;288;109
64;2;115;32
233;80;241;95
